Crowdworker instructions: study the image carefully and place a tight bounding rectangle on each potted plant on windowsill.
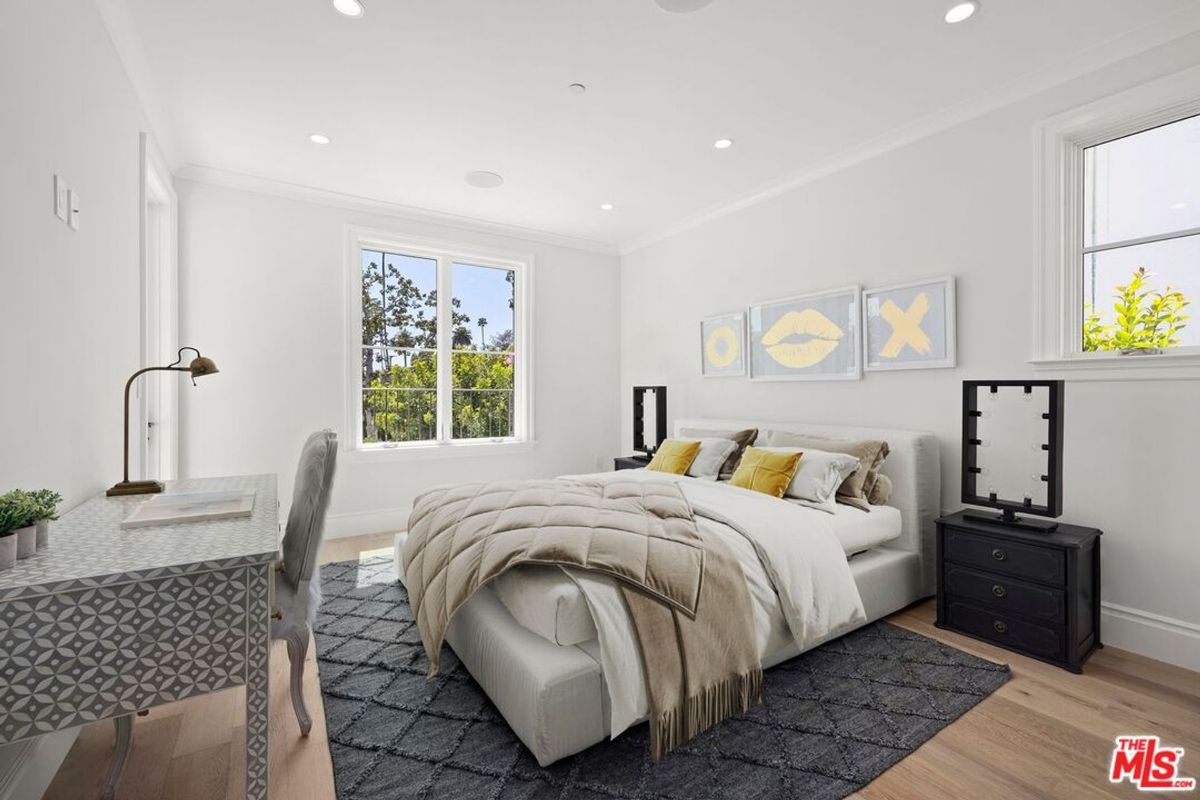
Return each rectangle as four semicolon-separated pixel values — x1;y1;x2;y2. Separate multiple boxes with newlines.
29;489;62;550
0;491;39;560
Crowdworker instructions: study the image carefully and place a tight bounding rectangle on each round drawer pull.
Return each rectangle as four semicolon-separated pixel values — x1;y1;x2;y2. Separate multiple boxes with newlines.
992;584;1007;598
991;548;1007;562
993;620;1008;634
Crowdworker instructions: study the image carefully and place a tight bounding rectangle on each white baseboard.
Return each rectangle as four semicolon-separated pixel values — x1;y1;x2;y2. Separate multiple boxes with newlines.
1101;602;1200;671
0;729;78;800
325;505;410;540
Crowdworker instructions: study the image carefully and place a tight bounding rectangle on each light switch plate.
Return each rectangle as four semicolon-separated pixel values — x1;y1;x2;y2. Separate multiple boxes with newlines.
67;190;79;231
54;175;68;221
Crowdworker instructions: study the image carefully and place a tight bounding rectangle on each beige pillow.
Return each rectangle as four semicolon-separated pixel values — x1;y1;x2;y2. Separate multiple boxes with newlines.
764;431;890;511
678;427;758;481
868;473;894;506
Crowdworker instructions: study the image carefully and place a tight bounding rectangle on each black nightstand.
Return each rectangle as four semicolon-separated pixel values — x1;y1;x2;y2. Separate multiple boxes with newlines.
935;510;1102;673
613;455;652;471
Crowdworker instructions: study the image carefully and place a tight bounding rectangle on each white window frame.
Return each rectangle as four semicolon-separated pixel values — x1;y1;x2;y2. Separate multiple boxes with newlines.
343;226;535;460
1033;65;1200;380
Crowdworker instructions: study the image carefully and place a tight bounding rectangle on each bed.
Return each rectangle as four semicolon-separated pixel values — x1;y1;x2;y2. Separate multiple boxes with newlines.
394;418;940;765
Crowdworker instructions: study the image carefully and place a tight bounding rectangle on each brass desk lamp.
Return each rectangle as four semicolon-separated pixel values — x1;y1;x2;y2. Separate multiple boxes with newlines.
107;346;219;497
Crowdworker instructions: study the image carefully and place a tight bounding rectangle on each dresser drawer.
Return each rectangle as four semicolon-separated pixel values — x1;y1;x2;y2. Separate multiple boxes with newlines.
942;527;1065;585
945;598;1064;662
943;564;1065;623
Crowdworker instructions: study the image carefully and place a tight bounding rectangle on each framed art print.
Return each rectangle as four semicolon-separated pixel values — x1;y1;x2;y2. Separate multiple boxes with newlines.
863;276;956;371
748;286;861;381
700;312;747;377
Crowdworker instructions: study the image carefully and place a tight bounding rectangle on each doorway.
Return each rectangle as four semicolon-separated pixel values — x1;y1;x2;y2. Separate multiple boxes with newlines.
137;132;179;482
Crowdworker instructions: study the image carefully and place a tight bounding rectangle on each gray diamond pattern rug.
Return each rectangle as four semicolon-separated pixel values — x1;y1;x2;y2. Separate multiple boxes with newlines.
315;557;1009;800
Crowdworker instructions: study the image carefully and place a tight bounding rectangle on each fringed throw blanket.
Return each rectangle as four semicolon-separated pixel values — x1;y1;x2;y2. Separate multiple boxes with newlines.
402;478;762;760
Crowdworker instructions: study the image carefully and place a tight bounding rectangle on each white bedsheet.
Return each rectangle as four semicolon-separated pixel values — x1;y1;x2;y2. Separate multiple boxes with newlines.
492;475;898;652
826;503;903;554
558;470;866;737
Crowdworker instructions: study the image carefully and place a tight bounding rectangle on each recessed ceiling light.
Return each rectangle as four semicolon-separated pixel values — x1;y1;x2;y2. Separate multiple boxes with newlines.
600;203;615;211
309;133;331;145
332;0;365;17
1171;202;1190;210
653;0;713;12
465;171;504;189
714;138;734;149
944;2;979;23
568;83;587;95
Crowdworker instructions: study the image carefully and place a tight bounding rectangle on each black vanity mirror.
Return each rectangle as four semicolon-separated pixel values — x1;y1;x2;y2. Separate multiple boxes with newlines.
961;380;1064;531
632;386;667;455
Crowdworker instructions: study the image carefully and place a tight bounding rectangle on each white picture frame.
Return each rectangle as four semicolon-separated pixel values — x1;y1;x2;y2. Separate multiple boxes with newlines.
863;276;957;371
748;286;861;381
700;311;747;377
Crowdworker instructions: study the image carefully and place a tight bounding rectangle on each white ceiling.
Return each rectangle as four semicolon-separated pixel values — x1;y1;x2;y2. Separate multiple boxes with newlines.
123;0;1200;251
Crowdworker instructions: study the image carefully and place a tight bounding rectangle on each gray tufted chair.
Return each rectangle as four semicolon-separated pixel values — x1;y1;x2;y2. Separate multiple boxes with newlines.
100;430;337;800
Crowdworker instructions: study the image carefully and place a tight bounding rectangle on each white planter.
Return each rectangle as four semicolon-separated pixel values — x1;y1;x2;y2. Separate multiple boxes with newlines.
36;519;50;550
15;525;36;559
0;536;15;571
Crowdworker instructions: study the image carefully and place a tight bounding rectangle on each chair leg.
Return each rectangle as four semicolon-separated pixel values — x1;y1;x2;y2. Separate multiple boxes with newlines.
285;623;313;736
100;715;133;800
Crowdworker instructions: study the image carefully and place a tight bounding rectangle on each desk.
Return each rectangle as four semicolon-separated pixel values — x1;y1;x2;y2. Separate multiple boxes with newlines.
0;475;279;799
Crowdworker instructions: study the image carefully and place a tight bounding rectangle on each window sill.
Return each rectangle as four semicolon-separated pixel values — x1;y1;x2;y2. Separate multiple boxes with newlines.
1030;352;1200;381
342;439;536;463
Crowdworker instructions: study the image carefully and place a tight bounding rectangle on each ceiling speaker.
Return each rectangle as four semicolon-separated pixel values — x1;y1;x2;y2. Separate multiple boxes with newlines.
654;0;714;12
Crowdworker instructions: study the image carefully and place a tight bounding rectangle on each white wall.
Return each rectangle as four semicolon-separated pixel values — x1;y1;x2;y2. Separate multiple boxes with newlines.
620;33;1200;670
0;0;159;794
0;0;152;506
176;180;621;537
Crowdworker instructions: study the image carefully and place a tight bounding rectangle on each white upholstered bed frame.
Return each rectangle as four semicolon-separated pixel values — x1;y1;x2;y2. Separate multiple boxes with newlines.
393;418;940;765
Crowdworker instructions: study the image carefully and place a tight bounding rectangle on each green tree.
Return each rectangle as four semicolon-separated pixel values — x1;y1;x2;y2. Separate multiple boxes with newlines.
1083;267;1190;352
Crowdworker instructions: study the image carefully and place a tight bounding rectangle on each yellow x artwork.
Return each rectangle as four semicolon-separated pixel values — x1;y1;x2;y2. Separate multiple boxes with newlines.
879;292;933;358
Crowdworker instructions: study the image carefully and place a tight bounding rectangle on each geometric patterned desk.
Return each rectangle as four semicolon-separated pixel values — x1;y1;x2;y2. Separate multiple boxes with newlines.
0;474;279;799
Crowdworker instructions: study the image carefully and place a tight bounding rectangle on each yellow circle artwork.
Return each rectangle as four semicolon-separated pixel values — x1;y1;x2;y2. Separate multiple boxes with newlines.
706;325;739;368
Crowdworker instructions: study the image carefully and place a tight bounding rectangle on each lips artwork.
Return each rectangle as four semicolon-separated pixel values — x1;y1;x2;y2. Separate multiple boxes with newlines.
760;309;845;369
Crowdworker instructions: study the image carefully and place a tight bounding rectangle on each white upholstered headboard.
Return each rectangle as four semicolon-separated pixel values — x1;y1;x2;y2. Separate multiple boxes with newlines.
674;418;941;596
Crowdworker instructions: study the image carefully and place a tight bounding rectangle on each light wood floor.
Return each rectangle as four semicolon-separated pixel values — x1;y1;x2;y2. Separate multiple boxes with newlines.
43;532;1199;800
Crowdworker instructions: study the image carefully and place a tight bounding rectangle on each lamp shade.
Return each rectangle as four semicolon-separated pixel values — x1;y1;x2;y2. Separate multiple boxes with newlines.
189;356;219;378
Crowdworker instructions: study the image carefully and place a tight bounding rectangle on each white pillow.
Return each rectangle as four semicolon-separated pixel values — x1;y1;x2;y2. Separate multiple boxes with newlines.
686;438;739;481
755;446;861;512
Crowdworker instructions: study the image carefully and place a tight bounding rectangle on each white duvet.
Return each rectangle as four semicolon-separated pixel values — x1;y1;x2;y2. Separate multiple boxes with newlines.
561;470;867;737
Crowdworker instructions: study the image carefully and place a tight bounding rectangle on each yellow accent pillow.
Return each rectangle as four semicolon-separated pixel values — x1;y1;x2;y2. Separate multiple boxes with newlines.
645;439;702;475
730;447;803;498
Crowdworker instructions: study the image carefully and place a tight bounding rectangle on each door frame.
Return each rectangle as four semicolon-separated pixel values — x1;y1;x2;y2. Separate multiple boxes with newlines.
138;131;179;481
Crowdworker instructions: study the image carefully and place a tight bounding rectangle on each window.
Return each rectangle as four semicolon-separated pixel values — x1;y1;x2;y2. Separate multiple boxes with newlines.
1081;115;1199;353
348;230;531;453
1035;68;1200;377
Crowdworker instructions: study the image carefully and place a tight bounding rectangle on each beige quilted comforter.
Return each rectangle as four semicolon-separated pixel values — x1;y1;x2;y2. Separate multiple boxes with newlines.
402;477;761;760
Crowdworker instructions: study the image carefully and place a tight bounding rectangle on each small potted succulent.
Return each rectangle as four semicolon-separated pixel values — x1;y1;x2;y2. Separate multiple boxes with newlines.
1;491;39;560
30;489;62;550
0;498;29;571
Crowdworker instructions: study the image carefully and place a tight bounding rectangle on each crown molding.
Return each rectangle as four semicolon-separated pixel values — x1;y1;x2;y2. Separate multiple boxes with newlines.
175;164;620;257
92;0;180;170
619;5;1200;255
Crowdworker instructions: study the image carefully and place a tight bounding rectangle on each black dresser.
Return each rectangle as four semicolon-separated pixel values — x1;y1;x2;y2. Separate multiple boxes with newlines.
613;455;651;471
935;511;1102;673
